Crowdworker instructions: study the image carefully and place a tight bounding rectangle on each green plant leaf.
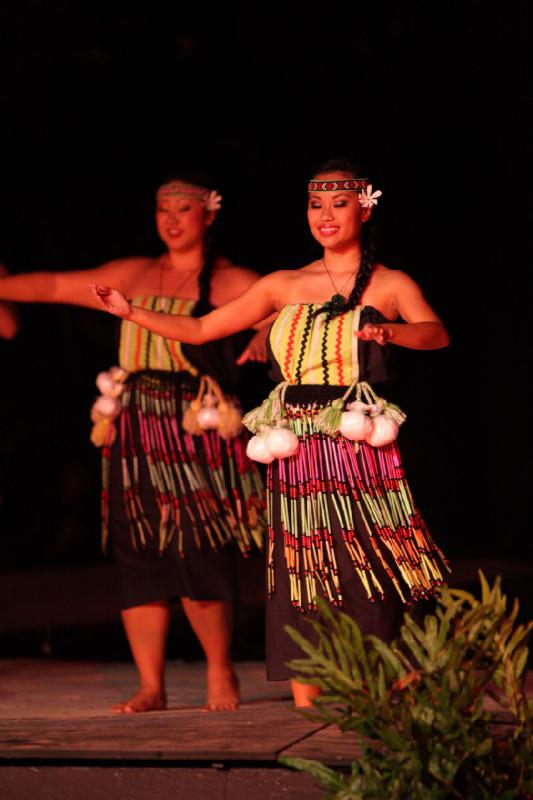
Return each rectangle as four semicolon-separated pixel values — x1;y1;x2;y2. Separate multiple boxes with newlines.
403;612;429;647
368;636;404;677
506;620;533;659
512;646;528;679
400;625;428;670
277;573;533;799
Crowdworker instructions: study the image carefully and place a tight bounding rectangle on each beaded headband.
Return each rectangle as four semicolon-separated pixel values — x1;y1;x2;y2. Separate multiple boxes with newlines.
307;178;368;193
308;177;382;208
157;180;222;211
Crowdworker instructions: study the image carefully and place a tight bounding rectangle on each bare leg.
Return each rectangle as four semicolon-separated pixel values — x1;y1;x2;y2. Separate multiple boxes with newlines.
181;598;240;711
291;679;321;708
112;601;170;714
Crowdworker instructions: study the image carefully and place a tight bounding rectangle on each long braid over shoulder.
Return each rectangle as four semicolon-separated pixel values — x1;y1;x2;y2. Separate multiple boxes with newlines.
343;221;376;311
193;227;216;315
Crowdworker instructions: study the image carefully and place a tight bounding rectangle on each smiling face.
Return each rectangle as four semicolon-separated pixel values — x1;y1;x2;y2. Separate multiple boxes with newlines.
307;171;372;251
155;188;215;252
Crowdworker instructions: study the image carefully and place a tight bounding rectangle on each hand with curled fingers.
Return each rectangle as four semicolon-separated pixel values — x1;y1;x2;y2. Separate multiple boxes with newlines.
90;284;132;318
355;323;394;346
236;326;270;365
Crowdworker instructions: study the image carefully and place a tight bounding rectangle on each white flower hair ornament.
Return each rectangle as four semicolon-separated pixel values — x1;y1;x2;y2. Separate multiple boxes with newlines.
359;185;382;208
205;190;223;212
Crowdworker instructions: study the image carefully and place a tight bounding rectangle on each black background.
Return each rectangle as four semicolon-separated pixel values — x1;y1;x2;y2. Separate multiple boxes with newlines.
0;3;529;617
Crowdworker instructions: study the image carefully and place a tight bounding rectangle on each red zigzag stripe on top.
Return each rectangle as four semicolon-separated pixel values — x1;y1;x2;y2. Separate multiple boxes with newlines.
334;314;345;385
284;304;304;383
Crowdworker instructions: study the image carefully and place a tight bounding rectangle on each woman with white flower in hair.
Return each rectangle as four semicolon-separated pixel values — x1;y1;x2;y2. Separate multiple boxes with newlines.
92;157;451;708
0;171;268;713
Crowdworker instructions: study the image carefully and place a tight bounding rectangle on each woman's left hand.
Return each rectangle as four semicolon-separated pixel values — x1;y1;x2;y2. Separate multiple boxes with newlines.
236;326;269;365
355;323;394;346
90;284;132;318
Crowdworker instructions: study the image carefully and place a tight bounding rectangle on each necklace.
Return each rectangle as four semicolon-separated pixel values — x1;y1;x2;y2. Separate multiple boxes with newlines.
158;256;201;300
320;259;359;315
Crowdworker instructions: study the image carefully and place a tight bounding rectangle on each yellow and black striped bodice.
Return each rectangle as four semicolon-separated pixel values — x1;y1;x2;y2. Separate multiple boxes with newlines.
118;296;198;374
268;303;392;387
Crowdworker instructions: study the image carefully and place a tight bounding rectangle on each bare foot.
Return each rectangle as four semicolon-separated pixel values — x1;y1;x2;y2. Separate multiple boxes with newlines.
205;668;240;712
112;688;167;714
291;679;321;708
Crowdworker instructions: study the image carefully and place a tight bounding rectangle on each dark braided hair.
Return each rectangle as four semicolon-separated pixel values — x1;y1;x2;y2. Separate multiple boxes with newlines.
155;168;220;316
311;157;378;315
194;225;217;315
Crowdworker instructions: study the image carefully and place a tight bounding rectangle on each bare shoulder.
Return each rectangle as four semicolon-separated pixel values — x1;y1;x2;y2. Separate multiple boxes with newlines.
88;257;155;299
266;267;319;309
99;256;154;275
96;257;155;296
363;265;427;319
212;260;297;305
263;267;306;289
371;264;442;321
211;257;261;304
371;264;421;292
213;256;260;283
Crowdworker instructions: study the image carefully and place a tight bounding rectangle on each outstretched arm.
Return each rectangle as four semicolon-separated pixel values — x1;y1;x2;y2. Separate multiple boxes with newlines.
0;265;18;339
0;258;147;309
357;272;450;350
92;273;280;344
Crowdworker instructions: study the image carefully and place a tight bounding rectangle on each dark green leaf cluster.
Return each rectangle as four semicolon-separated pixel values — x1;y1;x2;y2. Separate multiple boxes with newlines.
280;572;533;799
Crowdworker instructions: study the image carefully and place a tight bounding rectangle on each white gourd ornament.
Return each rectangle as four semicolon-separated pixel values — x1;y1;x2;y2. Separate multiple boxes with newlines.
96;371;115;396
196;393;220;430
196;406;220;430
339;410;373;441
91;365;129;447
365;414;400;447
93;394;121;419
246;435;275;464
265;426;299;458
346;400;369;414
96;369;127;398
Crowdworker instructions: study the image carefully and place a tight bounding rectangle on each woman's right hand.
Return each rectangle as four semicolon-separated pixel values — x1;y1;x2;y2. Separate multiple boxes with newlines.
90;284;132;318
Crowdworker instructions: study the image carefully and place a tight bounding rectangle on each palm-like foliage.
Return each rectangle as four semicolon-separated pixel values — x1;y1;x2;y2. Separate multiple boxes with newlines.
280;573;533;799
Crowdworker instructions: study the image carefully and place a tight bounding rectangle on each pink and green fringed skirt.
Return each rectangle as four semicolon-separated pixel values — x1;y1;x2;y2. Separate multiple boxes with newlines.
102;370;265;609
264;384;450;680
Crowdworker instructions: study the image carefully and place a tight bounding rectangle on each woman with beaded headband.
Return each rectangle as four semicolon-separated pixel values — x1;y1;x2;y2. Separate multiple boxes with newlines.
0;172;269;713
91;157;451;707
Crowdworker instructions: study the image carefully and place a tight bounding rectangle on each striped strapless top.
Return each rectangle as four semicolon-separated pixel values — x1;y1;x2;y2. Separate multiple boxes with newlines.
268;303;392;387
118;296;198;374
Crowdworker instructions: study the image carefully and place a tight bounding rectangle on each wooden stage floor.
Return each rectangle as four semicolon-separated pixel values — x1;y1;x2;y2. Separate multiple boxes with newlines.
1;658;531;799
0;658;357;799
1;554;532;798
